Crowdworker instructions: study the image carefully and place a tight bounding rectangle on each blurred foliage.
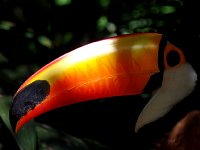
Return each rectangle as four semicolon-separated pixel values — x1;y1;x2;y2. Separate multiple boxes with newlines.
0;96;36;150
0;0;200;149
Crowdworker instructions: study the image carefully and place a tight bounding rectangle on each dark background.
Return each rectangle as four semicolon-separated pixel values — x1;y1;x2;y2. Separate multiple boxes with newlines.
1;0;199;95
1;0;200;150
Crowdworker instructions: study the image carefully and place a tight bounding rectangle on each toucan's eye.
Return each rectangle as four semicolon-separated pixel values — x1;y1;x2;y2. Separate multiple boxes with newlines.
164;43;186;69
166;50;180;67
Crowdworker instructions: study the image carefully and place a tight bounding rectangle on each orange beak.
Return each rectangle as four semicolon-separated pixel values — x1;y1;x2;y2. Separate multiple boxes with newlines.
9;33;189;133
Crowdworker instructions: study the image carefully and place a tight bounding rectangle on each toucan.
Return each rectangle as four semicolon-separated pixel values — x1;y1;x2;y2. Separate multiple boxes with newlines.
9;33;197;136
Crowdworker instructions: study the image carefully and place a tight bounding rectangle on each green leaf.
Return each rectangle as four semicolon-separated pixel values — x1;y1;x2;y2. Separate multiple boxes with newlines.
36;123;110;150
16;121;37;150
55;0;71;6
97;16;108;31
25;31;34;39
63;32;73;44
0;96;37;150
36;124;89;150
0;96;13;131
160;6;176;14
38;35;52;48
98;0;110;8
0;21;15;30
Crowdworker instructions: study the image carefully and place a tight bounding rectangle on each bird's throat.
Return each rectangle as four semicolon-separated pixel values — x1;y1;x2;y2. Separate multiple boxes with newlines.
135;63;197;132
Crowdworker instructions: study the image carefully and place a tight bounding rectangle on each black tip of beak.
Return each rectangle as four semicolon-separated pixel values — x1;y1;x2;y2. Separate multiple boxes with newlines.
9;80;50;131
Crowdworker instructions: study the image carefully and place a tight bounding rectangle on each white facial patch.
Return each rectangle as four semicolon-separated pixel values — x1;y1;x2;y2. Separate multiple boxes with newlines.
135;63;197;132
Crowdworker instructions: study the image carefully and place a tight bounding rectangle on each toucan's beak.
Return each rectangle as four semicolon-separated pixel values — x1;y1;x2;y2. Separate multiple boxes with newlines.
9;33;197;133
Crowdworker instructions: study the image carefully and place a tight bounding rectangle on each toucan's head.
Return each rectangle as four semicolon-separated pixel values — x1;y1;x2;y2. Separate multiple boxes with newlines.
9;33;197;133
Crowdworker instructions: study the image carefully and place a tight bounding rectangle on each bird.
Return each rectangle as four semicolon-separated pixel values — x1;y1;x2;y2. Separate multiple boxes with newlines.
9;33;198;149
